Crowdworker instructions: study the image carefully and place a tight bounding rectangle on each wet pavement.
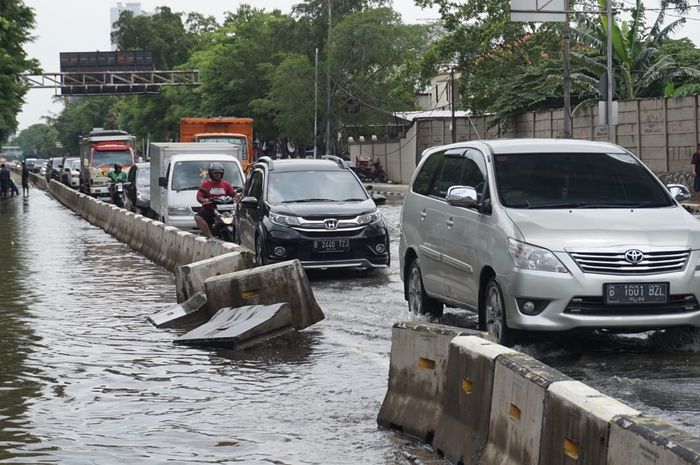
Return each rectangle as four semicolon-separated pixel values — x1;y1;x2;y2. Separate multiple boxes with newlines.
1;189;699;464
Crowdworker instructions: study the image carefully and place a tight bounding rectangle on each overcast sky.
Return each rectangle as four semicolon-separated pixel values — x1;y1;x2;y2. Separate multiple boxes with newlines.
16;0;700;133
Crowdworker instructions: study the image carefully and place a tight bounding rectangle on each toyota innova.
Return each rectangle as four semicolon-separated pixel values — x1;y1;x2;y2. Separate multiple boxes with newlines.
399;139;700;345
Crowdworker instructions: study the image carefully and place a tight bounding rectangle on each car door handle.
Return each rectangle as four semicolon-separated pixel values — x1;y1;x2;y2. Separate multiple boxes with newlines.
419;211;427;221
446;218;454;227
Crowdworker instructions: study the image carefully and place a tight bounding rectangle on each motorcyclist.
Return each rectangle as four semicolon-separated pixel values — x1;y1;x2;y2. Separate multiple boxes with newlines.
108;163;128;205
195;162;237;238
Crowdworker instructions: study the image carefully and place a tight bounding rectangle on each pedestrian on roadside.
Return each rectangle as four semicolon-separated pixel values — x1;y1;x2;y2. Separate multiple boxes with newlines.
692;143;700;200
21;161;29;196
0;163;10;197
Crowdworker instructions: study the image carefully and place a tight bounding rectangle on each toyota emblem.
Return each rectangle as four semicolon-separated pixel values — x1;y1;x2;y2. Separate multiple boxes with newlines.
324;219;338;230
624;249;644;264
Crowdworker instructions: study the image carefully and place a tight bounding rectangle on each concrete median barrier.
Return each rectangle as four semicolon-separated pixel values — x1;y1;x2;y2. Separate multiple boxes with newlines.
539;380;640;465
608;415;700;465
143;220;166;264
175;250;255;303
191;236;212;263
203;259;324;330
173;303;295;349
482;353;571;465
377;322;482;443
148;292;209;329
433;336;517;465
159;226;181;271
174;231;196;269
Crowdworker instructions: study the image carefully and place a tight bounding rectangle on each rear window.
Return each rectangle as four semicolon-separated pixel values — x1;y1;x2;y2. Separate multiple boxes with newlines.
493;152;673;209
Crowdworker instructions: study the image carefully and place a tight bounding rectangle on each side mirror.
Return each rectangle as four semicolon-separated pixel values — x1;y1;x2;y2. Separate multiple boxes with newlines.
373;194;386;205
667;184;691;202
240;196;259;209
446;185;479;208
158;176;167;188
365;185;373;191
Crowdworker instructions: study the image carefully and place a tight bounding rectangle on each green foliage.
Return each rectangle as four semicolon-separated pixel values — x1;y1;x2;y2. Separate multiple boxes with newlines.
15;123;61;157
51;97;119;155
0;0;40;142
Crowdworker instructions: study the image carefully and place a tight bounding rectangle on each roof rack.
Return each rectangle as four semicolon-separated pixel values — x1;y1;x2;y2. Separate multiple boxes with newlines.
321;155;349;169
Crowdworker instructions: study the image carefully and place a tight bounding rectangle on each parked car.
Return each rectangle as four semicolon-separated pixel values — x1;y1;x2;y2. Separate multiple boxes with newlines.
400;139;700;345
60;157;80;186
125;162;151;215
236;156;389;269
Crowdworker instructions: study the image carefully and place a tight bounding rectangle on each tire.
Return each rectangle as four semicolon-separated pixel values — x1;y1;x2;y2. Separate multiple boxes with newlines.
220;228;234;242
255;235;268;267
482;278;518;346
407;258;443;316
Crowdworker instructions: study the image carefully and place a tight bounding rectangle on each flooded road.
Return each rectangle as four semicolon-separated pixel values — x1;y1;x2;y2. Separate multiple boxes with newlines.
1;189;698;464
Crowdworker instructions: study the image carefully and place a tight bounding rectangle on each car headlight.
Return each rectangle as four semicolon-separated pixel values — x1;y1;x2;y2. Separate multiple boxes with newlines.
270;213;301;226
168;207;191;216
357;211;382;225
507;238;568;273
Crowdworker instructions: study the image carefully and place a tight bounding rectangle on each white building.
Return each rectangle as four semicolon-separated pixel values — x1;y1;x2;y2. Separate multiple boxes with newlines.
110;2;144;50
416;70;462;111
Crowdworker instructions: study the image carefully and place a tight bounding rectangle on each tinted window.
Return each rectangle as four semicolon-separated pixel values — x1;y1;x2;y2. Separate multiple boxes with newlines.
494;152;673;208
430;157;464;199
267;170;367;204
136;166;150;189
412;151;444;195
248;171;263;199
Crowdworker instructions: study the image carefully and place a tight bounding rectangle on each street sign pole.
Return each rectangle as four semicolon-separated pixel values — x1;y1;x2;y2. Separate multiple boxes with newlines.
563;5;572;138
606;0;615;143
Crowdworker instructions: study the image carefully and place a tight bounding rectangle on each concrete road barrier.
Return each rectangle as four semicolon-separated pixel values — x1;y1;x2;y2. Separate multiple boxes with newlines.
377;322;483;443
174;303;295;349
540;381;640;465
482;353;571;465
204;260;324;330
143;220;166;264
148;292;209;329
175;250;255;303
174;231;196;270
191;236;211;264
160;226;181;271
608;415;700;465
433;336;517;465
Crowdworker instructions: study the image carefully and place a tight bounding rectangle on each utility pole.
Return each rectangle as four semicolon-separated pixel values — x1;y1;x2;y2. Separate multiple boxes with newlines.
606;0;615;142
324;0;332;155
450;67;456;143
314;47;319;159
563;2;572;138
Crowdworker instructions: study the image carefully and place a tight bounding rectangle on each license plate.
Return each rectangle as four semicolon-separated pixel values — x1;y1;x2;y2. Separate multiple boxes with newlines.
314;239;350;253
604;282;668;305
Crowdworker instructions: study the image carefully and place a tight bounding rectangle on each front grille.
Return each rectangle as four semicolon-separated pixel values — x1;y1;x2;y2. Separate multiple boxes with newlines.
565;295;699;316
568;249;690;275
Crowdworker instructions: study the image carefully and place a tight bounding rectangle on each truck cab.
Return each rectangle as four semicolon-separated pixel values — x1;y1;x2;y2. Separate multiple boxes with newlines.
79;129;135;199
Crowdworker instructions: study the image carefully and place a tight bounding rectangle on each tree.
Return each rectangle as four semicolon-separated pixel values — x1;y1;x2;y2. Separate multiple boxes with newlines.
0;0;40;142
15;123;61;157
51;97;119;154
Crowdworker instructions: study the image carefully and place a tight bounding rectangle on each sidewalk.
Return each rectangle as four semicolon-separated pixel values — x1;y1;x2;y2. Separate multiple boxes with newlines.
364;182;408;198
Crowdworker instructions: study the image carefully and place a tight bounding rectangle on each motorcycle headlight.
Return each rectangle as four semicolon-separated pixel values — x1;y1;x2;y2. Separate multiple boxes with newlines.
357;211;382;225
270;213;301;226
168;207;191;216
507;238;568;273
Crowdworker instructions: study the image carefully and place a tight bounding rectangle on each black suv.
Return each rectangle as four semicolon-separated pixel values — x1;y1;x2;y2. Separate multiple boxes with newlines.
236;156;390;269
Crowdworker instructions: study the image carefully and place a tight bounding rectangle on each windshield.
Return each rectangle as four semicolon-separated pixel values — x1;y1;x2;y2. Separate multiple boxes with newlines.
136;166;150;189
171;160;243;191
267;170;368;204
70;160;81;170
92;150;132;168
494;152;673;209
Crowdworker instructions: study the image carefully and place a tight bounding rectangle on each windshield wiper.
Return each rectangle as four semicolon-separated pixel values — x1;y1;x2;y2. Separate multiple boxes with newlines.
282;198;336;203
341;198;366;201
175;186;200;192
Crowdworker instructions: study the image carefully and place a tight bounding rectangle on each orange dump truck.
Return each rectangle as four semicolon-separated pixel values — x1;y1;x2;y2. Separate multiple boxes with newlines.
179;117;254;171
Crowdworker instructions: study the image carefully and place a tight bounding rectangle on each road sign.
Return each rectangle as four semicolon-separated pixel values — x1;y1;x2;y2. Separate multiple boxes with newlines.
511;0;566;22
598;101;618;126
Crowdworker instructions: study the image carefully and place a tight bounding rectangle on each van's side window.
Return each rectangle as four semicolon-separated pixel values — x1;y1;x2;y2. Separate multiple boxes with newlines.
430;157;465;199
412;151;444;196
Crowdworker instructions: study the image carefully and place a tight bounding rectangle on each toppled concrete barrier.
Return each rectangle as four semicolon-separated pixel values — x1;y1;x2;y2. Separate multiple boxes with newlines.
175;250;255;303
377;322;483;443
148;292;209;329
433;336;516;465
174;303;294;349
204;260;324;330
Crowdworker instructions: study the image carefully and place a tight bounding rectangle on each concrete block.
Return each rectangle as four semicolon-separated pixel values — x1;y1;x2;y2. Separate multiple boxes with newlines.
204;259;324;329
539;381;640;465
377;322;484;443
608;416;700;465
482;353;571;465
173;303;295;349
174;231;196;269
143;220;166;265
130;216;152;255
147;292;209;329
433;336;517;465
191;236;212;263
160;226;181;271
175;250;255;303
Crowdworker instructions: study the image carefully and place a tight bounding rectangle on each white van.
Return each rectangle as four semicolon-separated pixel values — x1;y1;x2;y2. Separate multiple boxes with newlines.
400;139;700;345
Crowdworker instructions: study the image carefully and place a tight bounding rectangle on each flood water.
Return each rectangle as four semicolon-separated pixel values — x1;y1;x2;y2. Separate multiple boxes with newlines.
1;186;698;464
0;190;442;464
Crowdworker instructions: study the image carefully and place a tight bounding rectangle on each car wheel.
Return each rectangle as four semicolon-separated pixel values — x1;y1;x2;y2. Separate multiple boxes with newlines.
483;278;517;346
255;235;268;267
407;258;443;316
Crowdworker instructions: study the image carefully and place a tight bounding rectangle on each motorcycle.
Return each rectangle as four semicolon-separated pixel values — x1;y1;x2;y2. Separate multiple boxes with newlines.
109;180;131;208
208;196;236;242
370;159;388;183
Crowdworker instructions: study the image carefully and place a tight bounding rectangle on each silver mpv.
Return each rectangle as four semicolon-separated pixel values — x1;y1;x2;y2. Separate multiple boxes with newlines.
399;139;700;345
